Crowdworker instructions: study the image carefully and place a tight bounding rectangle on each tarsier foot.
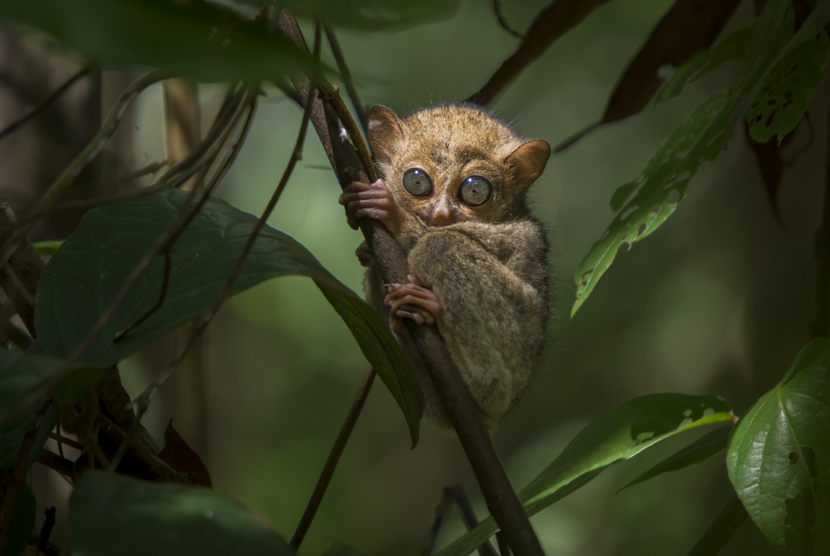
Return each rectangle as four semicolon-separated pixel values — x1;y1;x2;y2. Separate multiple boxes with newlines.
339;179;405;235
384;274;443;331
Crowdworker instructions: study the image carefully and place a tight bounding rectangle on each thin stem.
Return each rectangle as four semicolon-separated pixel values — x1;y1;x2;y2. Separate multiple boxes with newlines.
323;24;369;133
492;0;524;39
814;105;830;339
49;432;84;451
0;64;92;142
290;366;376;551
0;71;167;266
277;11;544;555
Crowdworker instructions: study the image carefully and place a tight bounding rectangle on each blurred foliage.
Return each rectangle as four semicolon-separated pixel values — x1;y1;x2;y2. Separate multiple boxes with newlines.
2;0;830;555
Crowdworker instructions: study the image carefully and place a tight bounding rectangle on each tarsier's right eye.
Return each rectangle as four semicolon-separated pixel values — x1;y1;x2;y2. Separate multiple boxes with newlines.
402;169;432;196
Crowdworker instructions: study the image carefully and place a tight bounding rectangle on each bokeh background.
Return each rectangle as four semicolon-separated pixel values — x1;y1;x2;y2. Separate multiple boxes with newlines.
4;0;829;554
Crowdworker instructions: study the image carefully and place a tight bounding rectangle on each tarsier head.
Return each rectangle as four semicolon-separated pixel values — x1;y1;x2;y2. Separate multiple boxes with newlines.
367;104;551;227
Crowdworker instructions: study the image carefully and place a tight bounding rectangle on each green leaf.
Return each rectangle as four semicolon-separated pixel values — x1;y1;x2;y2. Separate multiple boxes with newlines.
0;349;65;416
1;482;36;556
48;366;104;405
32;240;63;256
35;188;423;446
572;91;729;317
571;0;830;317
322;543;370;556
231;0;461;31
69;471;294;556
620;423;732;491
746;30;829;143
656;28;753;105
0;0;319;83
438;394;733;556
726;338;830;549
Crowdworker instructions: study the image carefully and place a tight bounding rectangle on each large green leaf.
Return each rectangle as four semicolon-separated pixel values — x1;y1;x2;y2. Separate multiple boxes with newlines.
231;0;461;31
727;338;830;549
69;471;293;556
0;0;318;83
656;28;753;104
1;482;35;556
746;30;829;143
571;0;830;317
35;189;423;445
620;423;731;491
438;394;733;556
0;349;64;416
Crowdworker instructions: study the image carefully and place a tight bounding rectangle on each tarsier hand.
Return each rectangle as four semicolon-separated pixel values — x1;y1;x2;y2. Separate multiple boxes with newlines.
339;179;407;236
384;274;443;336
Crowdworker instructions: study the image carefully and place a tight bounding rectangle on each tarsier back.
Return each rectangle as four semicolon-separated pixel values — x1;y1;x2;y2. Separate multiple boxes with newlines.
341;103;551;432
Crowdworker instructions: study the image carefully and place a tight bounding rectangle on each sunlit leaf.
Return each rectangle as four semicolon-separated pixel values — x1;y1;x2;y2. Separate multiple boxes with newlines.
438;394;733;556
69;471;294;556
32;240;64;256
727;338;830;549
1;482;35;556
573;91;728;317
35;189;423;446
0;0;319;83
657;28;753;104
620;424;731;491
746;30;829;143
571;0;830;317
603;0;741;123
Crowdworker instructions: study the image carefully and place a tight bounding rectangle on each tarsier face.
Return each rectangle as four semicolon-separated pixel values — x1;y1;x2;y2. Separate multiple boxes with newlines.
367;104;551;226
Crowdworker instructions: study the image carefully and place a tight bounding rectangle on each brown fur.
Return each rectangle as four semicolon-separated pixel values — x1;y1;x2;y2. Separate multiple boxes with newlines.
365;103;551;432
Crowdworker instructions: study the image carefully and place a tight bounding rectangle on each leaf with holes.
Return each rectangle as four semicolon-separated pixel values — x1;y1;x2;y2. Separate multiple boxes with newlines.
70;471;294;556
438;394;733;556
746;30;829;144
727;338;830;549
35;189;423;446
573;92;728;317
620;424;732;491
657;28;753;104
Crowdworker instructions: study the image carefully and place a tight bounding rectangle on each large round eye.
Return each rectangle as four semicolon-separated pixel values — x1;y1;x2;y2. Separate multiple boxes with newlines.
459;176;492;206
402;169;432;196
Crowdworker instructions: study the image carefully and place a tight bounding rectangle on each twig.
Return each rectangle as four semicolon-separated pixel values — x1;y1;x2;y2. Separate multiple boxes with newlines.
0;190;44;337
492;0;524;39
290;365;376;551
323;24;369;133
0;71;167;269
466;0;611;106
0;88;249;427
686;492;747;555
496;532;510;556
277;10;544;556
0;64;92;142
107;93;259;471
814;105;830;339
49;432;84;451
423;486;497;556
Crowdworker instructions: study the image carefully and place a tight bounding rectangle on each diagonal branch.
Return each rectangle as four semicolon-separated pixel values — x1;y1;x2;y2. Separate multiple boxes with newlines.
466;0;611;107
277;11;544;556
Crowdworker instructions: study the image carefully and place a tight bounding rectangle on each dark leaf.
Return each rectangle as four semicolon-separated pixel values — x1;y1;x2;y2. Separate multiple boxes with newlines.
620;424;732;491
1;482;35;556
0;349;64;416
159;419;212;487
604;0;741;123
439;394;733;556
656;28;753;104
322;543;370;556
0;407;36;470
69;471;294;556
726;338;830;549
0;0;319;83
48;366;104;405
35;189;423;446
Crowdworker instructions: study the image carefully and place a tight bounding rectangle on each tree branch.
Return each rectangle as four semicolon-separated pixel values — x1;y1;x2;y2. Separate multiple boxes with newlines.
466;0;611;106
277;11;543;555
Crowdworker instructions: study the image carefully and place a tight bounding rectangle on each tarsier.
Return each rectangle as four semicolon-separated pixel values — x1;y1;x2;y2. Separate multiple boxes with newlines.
340;104;551;432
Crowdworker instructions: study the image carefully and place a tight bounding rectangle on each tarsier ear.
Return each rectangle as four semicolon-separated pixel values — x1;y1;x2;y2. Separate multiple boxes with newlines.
505;140;551;189
368;105;404;164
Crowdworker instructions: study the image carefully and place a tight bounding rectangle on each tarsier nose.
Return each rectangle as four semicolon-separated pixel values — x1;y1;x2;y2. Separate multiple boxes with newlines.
430;199;454;226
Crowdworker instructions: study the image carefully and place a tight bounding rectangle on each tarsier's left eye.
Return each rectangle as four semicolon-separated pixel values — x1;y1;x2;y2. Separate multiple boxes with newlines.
459;176;492;206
